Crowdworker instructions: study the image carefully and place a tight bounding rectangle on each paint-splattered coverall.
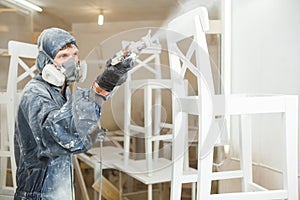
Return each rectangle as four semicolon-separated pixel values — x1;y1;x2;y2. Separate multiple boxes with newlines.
14;74;102;200
13;27;132;200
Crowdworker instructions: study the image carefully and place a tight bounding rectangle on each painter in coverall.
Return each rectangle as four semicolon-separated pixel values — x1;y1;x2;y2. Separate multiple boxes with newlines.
14;27;133;200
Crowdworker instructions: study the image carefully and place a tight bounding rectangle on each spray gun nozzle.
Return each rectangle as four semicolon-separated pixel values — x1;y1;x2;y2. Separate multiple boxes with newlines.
111;29;158;65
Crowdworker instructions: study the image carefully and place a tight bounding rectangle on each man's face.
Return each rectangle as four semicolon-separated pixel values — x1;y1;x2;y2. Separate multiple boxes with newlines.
54;44;79;65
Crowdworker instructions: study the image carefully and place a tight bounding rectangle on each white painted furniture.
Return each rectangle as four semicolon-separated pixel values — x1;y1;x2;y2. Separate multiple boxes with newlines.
123;47;164;171
113;46;172;200
0;41;38;197
167;7;298;200
76;45;175;200
113;42;197;200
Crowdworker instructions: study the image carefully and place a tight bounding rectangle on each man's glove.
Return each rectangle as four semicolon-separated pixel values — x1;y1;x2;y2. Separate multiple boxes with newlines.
95;58;134;92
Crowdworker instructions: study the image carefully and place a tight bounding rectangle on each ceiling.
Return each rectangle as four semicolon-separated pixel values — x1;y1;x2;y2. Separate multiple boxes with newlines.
0;0;220;30
31;0;178;23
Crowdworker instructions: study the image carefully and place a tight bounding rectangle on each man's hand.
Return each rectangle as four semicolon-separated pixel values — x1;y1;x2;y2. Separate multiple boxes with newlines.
95;58;134;92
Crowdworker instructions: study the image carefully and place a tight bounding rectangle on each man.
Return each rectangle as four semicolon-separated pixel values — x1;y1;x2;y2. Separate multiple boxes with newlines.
14;27;133;200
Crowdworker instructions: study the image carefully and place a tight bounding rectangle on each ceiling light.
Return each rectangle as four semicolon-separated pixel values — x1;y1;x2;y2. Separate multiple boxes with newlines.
2;0;43;13
0;0;29;14
98;9;104;25
14;0;42;12
98;14;104;25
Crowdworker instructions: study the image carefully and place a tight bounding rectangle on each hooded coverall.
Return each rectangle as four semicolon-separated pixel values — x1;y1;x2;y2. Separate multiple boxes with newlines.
14;28;103;200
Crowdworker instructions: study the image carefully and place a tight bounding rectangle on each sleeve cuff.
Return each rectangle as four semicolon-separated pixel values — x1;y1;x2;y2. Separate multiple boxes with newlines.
89;88;106;106
92;82;111;97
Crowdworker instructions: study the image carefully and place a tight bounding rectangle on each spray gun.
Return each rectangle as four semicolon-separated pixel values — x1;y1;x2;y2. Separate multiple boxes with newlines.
110;30;157;66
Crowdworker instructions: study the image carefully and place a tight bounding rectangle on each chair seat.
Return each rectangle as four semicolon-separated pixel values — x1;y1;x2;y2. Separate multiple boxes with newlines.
85;146;124;169
113;158;197;185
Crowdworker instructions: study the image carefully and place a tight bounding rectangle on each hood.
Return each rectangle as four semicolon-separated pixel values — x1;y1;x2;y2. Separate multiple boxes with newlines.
36;27;77;72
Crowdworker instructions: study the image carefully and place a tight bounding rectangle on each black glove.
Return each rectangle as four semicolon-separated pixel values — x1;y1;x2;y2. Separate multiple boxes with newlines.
95;58;134;92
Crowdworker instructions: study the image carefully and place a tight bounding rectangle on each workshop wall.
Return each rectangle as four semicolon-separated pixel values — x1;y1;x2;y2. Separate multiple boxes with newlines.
0;12;32;90
223;0;300;195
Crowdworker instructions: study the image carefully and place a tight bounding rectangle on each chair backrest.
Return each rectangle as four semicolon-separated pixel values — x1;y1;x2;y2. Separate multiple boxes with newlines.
122;40;178;176
7;41;38;102
0;40;37;192
166;7;221;199
167;6;218;162
7;40;38;145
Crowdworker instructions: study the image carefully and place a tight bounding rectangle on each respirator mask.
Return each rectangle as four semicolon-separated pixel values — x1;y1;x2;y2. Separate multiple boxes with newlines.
42;56;87;87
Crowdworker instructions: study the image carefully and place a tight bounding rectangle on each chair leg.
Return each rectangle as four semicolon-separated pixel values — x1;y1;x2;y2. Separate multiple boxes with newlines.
283;97;298;199
119;171;123;200
148;184;152;200
170;158;183;200
196;151;214;200
240;115;253;192
191;182;196;200
170;113;186;200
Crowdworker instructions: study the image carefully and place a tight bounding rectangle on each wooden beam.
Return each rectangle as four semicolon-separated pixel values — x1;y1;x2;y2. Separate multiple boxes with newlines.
0;8;16;13
93;177;129;200
73;155;90;200
0;49;9;57
207;20;222;34
0;194;14;200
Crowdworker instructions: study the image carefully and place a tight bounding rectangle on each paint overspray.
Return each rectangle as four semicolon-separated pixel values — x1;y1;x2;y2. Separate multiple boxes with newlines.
96;0;221;198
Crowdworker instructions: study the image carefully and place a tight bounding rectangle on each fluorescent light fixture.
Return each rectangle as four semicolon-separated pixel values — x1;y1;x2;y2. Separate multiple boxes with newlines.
14;0;42;12
98;14;104;25
0;0;30;14
1;0;43;12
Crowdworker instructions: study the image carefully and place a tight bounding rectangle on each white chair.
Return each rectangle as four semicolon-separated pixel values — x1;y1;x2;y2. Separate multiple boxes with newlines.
112;42;198;200
0;41;38;197
167;7;298;200
76;43;175;200
113;44;168;200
